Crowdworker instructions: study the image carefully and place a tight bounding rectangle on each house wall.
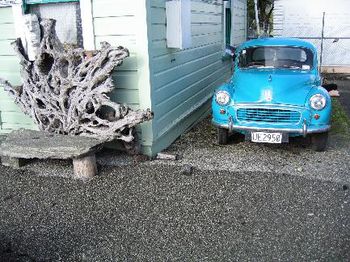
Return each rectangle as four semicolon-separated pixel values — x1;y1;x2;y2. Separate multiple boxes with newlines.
92;0;143;110
90;0;153;151
0;6;36;134
231;0;247;46
273;0;350;68
147;0;232;155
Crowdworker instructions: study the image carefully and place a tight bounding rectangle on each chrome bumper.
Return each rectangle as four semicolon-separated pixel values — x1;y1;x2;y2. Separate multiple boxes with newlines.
212;119;330;137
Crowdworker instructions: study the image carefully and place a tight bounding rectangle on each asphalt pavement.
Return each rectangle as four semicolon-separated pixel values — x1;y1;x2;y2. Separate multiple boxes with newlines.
0;163;349;261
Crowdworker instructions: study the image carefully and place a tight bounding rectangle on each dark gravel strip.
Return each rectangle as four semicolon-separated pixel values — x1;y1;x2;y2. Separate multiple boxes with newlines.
0;164;349;261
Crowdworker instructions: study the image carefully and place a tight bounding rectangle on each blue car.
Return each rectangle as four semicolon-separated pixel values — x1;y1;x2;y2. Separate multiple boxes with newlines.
212;38;331;151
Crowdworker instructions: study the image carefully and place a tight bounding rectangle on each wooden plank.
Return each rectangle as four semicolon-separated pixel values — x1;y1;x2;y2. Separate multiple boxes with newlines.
191;2;222;14
109;88;139;105
151;25;166;41
150;7;165;24
150;0;222;13
1;112;35;125
152;43;222;73
151;33;222;57
111;71;139;90
92;0;136;17
0;23;16;40
94;16;137;36
192;13;222;24
321;66;350;74
0;40;15;55
150;0;164;8
0;7;13;24
0;70;21;85
0;123;37;131
192;24;221;36
0;99;22;112
95;36;137;52
116;55;137;71
154;59;224;109
155;68;229;135
154;51;222;90
0;55;20;72
151;23;221;41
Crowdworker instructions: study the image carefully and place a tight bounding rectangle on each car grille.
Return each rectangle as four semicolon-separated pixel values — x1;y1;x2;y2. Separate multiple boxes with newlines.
237;108;301;124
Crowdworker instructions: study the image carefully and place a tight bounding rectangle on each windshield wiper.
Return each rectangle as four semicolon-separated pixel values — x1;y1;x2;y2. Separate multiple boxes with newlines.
246;65;275;69
281;65;301;69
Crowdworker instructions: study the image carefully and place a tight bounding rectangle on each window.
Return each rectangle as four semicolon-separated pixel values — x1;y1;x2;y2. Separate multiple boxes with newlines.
238;46;314;70
224;2;231;45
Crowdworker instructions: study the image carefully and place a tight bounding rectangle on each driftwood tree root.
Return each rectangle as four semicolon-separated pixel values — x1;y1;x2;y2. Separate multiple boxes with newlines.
0;19;152;144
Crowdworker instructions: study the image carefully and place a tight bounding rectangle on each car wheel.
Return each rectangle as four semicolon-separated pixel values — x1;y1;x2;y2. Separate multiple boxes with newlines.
311;132;328;152
218;128;229;145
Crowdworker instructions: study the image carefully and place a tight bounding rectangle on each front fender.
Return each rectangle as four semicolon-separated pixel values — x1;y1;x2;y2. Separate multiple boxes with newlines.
306;86;332;126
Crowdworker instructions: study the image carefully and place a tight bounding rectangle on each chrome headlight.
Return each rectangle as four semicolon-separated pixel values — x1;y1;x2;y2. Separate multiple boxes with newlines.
215;91;230;106
310;94;326;110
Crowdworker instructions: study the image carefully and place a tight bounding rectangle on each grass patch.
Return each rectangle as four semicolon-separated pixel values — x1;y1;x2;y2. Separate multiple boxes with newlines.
330;98;350;137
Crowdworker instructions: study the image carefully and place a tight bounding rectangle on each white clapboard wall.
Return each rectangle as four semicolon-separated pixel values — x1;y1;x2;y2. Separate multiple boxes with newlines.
231;0;247;46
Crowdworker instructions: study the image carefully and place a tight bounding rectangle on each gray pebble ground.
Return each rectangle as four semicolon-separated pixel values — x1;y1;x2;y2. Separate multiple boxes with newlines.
0;97;349;260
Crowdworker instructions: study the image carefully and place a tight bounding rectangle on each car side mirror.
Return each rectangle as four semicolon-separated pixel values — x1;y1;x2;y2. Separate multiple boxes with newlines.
225;45;236;60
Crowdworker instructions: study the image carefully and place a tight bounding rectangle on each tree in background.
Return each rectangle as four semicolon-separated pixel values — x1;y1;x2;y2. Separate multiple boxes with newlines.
248;0;274;36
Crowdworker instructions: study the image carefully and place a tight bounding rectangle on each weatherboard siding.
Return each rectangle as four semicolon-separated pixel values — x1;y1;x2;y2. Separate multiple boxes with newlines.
92;0;140;110
0;7;36;134
148;0;231;154
91;0;153;153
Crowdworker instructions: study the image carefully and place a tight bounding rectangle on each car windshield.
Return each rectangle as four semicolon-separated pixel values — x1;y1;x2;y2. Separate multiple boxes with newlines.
238;46;314;70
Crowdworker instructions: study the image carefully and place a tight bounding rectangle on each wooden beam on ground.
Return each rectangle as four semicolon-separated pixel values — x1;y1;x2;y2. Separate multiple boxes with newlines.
321;66;350;74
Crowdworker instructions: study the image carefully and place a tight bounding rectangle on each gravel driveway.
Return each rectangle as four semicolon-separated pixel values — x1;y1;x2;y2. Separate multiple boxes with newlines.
0;98;349;260
154;115;350;185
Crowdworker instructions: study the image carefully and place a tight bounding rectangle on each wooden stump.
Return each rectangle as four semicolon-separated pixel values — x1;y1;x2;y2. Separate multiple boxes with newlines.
1;157;26;168
73;154;97;180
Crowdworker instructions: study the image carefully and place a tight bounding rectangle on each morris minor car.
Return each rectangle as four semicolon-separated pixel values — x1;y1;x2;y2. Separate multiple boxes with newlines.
212;38;331;151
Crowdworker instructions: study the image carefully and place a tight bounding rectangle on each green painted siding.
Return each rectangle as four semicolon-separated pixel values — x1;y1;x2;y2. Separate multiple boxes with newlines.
91;0;154;153
0;7;36;134
147;0;231;155
92;0;140;110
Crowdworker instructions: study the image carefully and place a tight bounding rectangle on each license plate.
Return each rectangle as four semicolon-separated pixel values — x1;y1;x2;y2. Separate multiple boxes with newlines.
251;132;282;144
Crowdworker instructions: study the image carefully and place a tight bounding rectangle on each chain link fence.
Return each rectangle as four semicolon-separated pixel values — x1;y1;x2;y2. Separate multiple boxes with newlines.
273;0;350;69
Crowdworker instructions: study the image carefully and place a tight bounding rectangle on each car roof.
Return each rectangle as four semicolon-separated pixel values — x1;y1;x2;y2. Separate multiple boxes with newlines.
239;37;317;51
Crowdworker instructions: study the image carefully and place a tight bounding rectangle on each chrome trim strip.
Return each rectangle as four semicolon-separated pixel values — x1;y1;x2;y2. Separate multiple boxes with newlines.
234;103;307;110
212;120;330;134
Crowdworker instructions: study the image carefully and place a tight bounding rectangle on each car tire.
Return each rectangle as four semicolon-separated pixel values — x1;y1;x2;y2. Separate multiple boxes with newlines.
311;132;328;152
218;128;229;145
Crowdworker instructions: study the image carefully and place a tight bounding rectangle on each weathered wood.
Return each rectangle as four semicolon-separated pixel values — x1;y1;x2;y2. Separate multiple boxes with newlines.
0;129;103;179
73;154;97;180
321;66;350;74
156;152;179;160
1;156;26;168
0;18;153;146
0;129;103;159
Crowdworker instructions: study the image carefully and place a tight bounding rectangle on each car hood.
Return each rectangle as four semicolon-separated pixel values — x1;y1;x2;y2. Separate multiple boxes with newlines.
233;69;317;106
